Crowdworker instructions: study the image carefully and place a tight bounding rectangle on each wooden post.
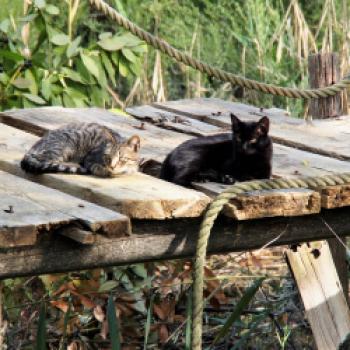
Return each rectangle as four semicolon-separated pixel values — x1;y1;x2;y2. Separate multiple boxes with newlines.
308;52;349;301
286;242;350;350
308;52;348;118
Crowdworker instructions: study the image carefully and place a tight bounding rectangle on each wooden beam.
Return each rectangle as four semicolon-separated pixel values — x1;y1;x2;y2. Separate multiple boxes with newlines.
1;208;350;279
286;242;350;349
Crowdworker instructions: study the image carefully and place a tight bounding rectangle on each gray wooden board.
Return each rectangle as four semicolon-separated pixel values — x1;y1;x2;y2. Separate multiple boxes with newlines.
0;170;131;248
2;207;350;278
126;104;224;136
153;98;350;161
0;123;210;220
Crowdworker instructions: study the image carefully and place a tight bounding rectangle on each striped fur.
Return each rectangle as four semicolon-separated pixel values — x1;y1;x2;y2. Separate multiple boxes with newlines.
21;123;140;177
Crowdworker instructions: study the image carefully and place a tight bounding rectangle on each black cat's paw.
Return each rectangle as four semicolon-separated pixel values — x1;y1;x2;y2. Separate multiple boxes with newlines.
221;175;236;185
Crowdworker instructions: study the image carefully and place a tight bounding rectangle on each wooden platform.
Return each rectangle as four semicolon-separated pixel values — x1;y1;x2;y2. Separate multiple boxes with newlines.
0;100;350;271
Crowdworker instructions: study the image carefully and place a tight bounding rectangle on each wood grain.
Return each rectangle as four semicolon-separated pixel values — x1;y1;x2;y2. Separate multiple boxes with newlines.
0;170;130;247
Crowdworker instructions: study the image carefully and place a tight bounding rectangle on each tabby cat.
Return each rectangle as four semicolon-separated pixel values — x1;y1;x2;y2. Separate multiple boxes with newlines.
21;122;140;177
160;114;272;186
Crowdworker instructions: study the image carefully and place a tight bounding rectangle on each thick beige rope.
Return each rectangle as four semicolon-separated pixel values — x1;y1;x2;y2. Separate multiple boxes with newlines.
89;0;350;99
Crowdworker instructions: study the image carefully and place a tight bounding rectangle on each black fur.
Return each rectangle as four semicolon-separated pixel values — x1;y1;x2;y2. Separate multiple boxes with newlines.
160;114;272;187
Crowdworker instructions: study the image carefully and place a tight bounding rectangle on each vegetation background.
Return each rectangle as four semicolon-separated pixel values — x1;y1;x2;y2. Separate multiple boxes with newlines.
0;0;349;349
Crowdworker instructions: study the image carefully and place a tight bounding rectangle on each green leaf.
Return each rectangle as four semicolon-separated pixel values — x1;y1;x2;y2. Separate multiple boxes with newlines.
62;93;76;107
22;93;46;105
101;52;116;86
118;58;129;78
11;78;32;89
35;303;47;350
98;35;128;51
0;73;9;85
25;69;38;95
45;5;59;15
41;79;52;100
98;281;118;293
0;19;10;33
80;53;100;79
121;48;136;63
66;36;82;58
51;34;70;46
0;50;24;63
61;67;86;84
107;294;121;350
143;293;154;350
34;0;46;10
99;32;113;41
211;277;264;347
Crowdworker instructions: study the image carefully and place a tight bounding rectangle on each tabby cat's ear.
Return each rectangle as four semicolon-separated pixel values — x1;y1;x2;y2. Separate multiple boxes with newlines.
257;116;269;134
127;135;141;152
230;113;242;132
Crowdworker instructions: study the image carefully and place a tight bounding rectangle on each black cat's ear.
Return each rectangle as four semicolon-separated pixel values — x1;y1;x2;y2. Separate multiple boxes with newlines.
127;135;141;152
230;113;242;132
257;116;269;134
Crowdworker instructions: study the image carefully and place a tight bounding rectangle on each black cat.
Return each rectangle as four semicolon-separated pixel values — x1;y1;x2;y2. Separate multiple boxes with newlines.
159;114;272;187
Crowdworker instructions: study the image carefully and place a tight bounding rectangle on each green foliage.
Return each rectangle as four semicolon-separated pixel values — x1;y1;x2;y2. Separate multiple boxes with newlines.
0;0;146;111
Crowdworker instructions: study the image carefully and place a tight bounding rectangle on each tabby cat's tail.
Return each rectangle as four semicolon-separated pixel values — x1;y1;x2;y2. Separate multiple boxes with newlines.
20;154;88;175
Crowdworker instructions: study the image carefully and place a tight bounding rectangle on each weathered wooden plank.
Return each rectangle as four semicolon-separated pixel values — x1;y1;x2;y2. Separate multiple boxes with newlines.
0;170;130;247
193;185;321;220
1;207;350;279
0;124;210;219
153;98;350;161
126;104;224;136
286;242;350;349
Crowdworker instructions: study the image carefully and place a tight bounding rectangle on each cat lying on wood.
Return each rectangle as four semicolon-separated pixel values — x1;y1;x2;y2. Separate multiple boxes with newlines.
21;122;140;177
160;114;272;187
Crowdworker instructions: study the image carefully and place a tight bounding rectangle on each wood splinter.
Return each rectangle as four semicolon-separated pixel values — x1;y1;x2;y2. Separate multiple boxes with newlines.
57;225;96;245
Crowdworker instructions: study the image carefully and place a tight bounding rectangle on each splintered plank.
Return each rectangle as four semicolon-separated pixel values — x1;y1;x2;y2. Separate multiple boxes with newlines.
193;184;320;220
0;124;210;219
193;142;350;216
286;242;350;349
152;98;350;161
0;107;190;164
0;171;130;248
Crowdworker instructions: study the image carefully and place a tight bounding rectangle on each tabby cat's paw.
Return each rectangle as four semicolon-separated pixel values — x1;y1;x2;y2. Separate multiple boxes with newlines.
90;164;112;177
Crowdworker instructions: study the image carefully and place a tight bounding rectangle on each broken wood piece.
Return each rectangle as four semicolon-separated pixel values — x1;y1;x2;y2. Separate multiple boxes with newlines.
0;124;210;219
57;225;96;245
193;183;321;220
286;241;350;350
0;170;131;248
